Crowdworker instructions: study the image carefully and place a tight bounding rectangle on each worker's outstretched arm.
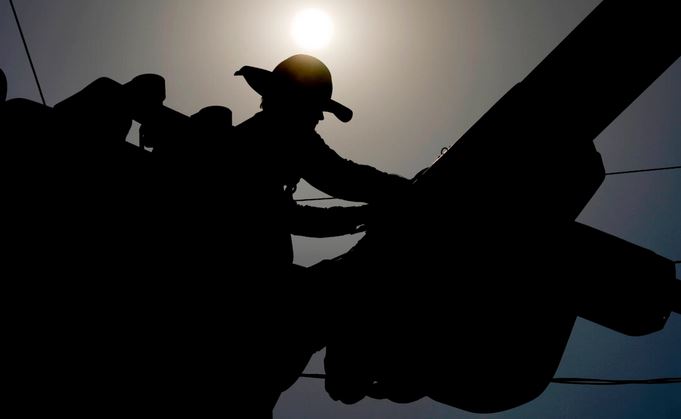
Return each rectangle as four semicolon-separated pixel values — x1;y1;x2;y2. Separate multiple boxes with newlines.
300;133;410;204
289;202;369;238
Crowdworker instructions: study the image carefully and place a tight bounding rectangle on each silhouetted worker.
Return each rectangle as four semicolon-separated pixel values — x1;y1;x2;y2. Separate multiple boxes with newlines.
233;54;408;265
230;54;410;415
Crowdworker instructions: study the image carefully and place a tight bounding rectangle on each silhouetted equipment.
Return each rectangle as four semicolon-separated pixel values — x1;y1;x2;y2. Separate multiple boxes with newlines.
317;0;681;413
3;0;681;416
2;70;242;416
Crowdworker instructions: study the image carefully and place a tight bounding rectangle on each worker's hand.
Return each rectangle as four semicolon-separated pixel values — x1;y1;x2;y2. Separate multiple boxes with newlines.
353;223;368;234
324;338;427;405
349;204;373;230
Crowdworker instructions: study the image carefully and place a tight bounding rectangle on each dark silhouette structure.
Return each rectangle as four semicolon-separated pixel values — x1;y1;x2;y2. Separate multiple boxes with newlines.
2;0;680;417
2;55;408;416
317;0;681;413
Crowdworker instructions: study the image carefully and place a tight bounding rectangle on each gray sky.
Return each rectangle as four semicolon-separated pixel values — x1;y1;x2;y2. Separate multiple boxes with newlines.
2;1;679;418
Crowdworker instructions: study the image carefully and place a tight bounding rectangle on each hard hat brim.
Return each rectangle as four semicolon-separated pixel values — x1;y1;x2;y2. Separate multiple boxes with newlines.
235;65;353;123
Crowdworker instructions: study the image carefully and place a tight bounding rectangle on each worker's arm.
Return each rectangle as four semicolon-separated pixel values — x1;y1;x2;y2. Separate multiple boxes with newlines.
299;133;410;204
289;202;369;238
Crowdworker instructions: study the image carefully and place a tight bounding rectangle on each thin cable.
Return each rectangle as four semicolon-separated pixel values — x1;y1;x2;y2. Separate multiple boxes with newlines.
9;0;46;106
295;164;681;202
605;164;681;176
551;377;681;385
300;373;326;379
300;373;681;385
295;197;337;202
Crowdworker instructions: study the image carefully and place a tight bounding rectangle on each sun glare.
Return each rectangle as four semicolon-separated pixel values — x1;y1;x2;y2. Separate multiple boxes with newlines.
292;8;334;50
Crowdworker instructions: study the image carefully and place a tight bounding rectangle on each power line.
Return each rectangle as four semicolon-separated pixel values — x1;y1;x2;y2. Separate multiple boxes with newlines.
551;377;681;385
301;373;326;379
605;164;681;176
295;197;337;202
9;0;46;106
294;164;681;202
300;373;681;386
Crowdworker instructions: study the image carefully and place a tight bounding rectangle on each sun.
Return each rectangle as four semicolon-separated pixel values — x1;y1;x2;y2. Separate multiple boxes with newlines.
291;8;334;50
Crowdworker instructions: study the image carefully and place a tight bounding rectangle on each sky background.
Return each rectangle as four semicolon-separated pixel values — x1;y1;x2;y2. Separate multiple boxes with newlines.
2;1;679;417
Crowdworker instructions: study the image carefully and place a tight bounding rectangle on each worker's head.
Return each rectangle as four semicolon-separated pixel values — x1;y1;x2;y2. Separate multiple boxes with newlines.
235;54;352;129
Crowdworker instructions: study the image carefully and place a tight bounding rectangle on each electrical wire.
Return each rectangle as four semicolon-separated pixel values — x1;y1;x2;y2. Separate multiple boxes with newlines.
294;164;681;202
9;0;47;106
294;197;337;202
551;377;681;385
605;164;681;176
300;373;681;386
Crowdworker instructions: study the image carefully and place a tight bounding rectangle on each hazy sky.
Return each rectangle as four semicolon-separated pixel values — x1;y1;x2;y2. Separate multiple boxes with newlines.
2;1;679;418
